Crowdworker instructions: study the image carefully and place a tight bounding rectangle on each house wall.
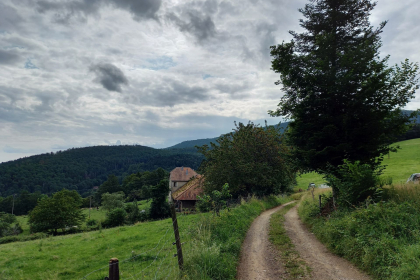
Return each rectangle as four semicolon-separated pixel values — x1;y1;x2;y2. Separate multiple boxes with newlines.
169;180;187;193
168;179;188;202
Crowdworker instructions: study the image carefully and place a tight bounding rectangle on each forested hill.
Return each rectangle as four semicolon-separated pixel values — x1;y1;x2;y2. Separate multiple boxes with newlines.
0;145;203;197
166;122;290;149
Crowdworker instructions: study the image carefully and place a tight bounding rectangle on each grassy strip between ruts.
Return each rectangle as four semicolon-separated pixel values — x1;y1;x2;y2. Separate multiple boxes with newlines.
269;202;311;279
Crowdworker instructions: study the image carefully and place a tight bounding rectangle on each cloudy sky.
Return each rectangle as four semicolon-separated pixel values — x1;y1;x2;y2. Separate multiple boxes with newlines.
1;0;419;163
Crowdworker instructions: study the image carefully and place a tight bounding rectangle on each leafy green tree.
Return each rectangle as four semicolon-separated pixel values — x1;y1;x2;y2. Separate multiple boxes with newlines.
0;212;21;237
103;208;126;227
101;192;125;212
270;0;419;176
149;179;170;220
28;189;86;234
198;122;296;197
197;183;232;215
95;174;120;203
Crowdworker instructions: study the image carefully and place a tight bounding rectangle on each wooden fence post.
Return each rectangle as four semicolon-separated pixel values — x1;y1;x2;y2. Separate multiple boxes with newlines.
319;195;322;211
170;203;184;271
108;258;119;280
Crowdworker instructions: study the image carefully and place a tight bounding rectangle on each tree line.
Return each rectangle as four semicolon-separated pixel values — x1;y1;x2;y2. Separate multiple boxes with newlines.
0;145;203;197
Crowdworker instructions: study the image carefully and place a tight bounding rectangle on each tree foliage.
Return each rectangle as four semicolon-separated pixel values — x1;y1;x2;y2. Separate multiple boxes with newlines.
270;0;419;175
28;189;86;234
0;212;21;237
149;179;170;220
101;192;125;212
0;145;203;197
198;122;296;197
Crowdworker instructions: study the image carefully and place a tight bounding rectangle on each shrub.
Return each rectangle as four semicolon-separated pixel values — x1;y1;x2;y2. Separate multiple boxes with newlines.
103;208;126;228
86;219;98;227
127;200;148;224
326;160;382;207
0;212;18;237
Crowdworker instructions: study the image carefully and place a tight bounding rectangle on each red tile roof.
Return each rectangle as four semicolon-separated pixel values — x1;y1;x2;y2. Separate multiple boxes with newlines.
169;167;197;182
172;175;204;201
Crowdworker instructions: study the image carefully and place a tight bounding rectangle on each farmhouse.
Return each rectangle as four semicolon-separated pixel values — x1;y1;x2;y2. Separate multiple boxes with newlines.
168;166;204;210
171;175;204;211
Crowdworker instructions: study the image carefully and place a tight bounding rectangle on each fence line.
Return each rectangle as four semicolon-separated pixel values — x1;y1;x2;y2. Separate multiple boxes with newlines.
79;211;193;280
79;195;268;279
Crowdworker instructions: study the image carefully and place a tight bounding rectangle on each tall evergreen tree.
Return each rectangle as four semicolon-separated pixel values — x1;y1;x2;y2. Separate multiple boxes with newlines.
270;0;419;175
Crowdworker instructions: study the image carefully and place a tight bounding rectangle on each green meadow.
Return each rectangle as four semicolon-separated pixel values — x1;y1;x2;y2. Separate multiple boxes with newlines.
0;213;202;280
13;200;152;237
294;138;420;190
0;196;291;280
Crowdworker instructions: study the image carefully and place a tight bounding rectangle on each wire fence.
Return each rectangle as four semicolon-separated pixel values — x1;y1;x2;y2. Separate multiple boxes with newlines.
77;194;277;280
79;209;193;280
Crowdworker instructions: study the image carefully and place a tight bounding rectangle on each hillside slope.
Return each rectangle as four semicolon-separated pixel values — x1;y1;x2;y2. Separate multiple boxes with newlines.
0;145;203;196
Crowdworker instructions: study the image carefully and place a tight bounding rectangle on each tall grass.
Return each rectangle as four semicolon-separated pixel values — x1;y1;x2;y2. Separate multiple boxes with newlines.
298;183;420;279
386;182;420;206
181;196;291;279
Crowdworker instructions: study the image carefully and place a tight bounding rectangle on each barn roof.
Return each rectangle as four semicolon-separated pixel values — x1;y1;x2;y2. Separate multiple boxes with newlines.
172;175;204;201
169;167;197;182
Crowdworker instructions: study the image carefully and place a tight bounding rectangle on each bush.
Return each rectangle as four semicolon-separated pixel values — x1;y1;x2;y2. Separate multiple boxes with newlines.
127;200;149;224
0;212;18;237
103;208;126;228
86;219;98;227
326;160;382;207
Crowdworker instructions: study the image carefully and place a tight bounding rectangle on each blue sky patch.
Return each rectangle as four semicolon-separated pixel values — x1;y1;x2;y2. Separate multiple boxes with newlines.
143;56;176;70
24;59;38;69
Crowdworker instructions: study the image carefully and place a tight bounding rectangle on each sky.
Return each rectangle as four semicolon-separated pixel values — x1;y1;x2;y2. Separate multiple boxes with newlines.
1;0;419;163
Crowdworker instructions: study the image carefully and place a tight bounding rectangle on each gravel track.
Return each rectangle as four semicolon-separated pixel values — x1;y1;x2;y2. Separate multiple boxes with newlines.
237;203;371;280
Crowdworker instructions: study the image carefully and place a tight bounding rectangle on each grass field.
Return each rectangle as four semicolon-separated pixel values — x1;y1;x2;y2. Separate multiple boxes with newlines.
0;212;202;280
381;138;420;183
14;199;152;237
0;196;291;280
294;138;420;191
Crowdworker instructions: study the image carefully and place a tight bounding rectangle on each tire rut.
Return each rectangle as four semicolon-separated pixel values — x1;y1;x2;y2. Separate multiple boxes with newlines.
283;205;371;280
237;201;295;280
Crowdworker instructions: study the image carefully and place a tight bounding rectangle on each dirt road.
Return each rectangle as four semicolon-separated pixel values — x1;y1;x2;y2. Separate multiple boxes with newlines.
237;203;371;280
283;205;370;280
236;202;294;280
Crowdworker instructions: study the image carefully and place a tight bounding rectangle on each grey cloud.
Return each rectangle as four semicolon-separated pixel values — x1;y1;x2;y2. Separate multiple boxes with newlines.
0;3;24;32
168;11;216;42
36;0;101;24
167;0;220;42
35;0;161;24
108;0;161;21
90;63;129;93
126;79;211;107
0;50;21;65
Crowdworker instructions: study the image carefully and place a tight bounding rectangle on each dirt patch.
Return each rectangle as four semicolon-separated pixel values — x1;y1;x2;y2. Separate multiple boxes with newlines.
237;201;295;280
283;205;371;280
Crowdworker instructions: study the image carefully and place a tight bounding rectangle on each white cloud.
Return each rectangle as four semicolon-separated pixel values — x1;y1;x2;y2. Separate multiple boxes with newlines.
0;0;419;163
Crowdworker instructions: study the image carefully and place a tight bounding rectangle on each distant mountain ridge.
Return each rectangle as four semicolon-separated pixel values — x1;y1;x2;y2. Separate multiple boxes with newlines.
166;122;290;149
0;112;417;197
